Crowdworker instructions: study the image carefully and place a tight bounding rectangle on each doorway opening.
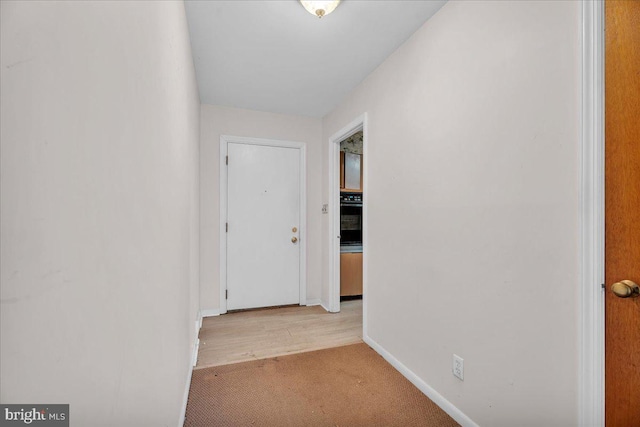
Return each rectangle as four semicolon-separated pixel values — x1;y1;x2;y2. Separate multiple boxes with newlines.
328;114;367;335
338;131;363;302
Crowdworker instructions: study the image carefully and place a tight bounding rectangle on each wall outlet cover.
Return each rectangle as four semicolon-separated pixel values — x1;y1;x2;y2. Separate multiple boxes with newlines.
453;354;464;381
322;204;328;214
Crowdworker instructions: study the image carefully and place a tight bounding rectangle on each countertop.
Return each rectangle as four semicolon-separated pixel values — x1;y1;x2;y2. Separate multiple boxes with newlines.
340;244;362;253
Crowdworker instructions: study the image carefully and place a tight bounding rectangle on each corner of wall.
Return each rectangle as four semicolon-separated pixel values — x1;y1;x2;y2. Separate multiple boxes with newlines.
363;334;479;427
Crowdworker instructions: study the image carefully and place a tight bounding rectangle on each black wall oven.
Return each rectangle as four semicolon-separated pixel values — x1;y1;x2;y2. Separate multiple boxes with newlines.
340;192;362;246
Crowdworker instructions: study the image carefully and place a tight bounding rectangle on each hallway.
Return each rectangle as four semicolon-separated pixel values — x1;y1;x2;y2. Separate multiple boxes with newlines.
196;300;363;369
1;1;599;425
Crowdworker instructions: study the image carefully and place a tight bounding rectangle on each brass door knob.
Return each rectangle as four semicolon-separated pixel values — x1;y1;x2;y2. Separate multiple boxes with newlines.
291;237;298;243
611;280;640;298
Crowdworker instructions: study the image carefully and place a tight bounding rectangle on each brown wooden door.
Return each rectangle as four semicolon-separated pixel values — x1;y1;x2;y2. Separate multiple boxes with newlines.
605;1;640;426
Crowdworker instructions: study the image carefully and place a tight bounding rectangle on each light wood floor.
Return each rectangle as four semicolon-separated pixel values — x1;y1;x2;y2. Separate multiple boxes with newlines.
195;300;363;369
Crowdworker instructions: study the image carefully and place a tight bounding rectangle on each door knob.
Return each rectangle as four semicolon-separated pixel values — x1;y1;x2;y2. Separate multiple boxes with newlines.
611;280;640;298
291;237;298;243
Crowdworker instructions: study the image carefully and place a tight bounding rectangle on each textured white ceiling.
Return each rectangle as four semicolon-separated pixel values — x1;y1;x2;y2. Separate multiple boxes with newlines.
185;0;447;117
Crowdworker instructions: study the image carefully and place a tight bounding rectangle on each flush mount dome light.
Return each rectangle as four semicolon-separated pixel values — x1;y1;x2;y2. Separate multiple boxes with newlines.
300;0;341;18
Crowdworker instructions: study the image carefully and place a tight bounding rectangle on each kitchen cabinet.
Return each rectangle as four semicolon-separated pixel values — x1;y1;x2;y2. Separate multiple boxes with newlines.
340;151;345;189
340;252;363;296
340;151;362;191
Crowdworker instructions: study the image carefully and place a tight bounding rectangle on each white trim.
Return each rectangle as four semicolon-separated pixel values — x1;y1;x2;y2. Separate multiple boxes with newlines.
193;318;201;366
219;135;308;313
219;139;228;314
364;334;479;427
200;308;221;318
579;2;605;427
178;359;194;426
192;339;200;367
179;317;202;426
305;298;322;306
361;116;369;339
300;143;308;307
327;114;367;314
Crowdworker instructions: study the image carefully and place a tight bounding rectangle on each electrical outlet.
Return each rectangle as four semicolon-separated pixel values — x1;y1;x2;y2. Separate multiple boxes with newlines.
322;204;328;214
453;354;464;381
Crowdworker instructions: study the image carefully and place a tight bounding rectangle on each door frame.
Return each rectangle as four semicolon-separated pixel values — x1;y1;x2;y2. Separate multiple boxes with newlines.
580;1;605;426
219;135;307;314
327;114;368;326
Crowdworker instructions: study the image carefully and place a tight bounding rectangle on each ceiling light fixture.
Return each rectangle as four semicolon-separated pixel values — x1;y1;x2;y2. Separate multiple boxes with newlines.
300;0;341;19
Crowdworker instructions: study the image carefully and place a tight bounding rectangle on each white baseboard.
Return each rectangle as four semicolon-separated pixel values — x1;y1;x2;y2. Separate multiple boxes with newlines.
179;336;199;426
320;302;331;312
178;361;192;427
192;339;200;367
306;298;322;306
363;334;479;427
179;313;204;426
200;308;221;318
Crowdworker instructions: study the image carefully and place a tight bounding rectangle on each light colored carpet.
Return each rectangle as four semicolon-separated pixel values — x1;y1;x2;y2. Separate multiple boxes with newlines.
184;343;459;427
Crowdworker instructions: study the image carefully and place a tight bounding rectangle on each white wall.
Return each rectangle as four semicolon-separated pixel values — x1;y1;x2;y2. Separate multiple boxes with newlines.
200;105;323;311
322;1;581;426
0;1;200;426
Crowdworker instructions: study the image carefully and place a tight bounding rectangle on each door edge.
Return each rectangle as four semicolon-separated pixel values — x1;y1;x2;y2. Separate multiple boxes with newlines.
579;1;605;426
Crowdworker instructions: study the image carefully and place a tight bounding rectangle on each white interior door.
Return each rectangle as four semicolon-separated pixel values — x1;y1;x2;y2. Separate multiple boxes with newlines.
226;142;301;310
